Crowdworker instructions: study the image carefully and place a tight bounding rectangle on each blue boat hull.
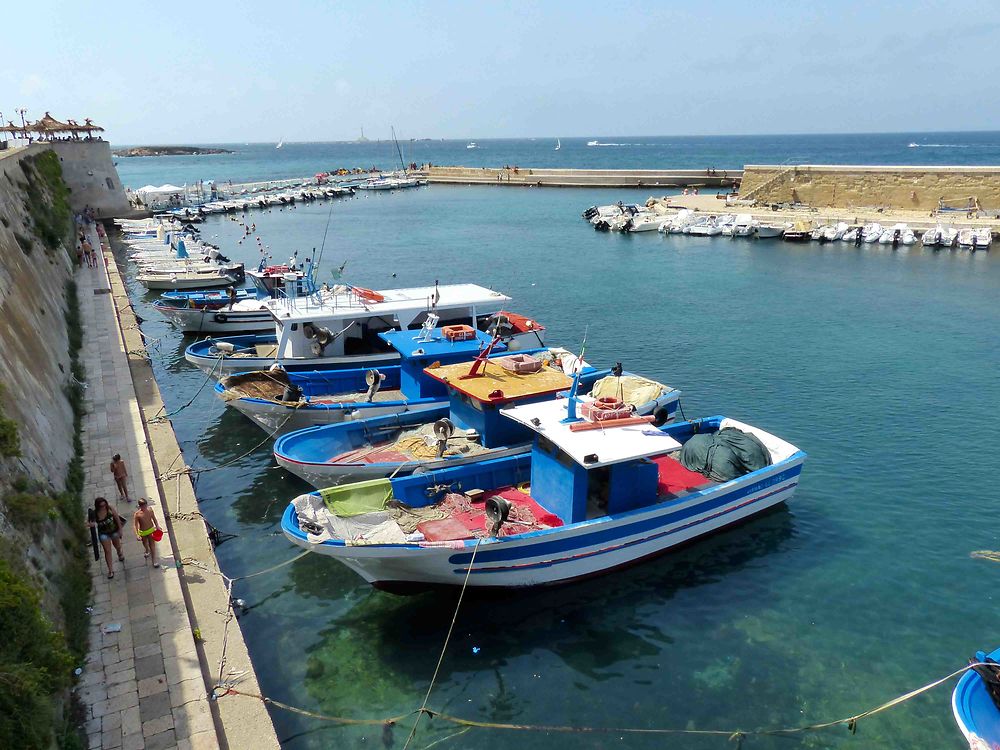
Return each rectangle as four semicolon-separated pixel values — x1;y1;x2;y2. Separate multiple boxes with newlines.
953;648;1000;748
281;416;806;590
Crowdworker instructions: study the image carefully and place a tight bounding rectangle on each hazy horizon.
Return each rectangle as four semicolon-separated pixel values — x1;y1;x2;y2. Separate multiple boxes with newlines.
5;0;1000;144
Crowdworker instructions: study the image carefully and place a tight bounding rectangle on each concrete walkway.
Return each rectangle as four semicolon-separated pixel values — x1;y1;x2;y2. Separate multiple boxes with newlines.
75;223;219;750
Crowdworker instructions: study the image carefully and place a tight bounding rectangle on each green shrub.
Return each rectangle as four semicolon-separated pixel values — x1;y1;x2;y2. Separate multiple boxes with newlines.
20;152;72;255
0;558;73;750
0;387;20;457
3;491;55;529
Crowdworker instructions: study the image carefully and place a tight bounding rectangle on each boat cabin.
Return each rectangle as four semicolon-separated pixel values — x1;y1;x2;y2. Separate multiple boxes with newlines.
501;396;685;523
266;283;510;361
423;354;588;448
378;327;508;401
245;264;313;299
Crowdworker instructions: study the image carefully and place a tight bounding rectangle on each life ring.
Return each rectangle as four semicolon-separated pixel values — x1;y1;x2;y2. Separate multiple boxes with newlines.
353;286;385;304
442;324;476;342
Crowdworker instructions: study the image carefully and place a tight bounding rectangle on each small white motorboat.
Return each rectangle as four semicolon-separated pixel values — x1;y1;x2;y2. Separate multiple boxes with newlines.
686;216;723;236
940;226;959;247
755;223;786;239
878;223;916;245
466;142;478;149
660;209;696;233
822;222;849;242
586;140;599;146
716;214;738;236
861;223;885;243
731;214;758;237
957;227;992;250
623;213;668;232
921;226;943;246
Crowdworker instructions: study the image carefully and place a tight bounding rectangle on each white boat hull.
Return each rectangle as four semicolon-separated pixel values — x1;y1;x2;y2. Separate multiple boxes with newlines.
156;305;275;333
228;396;444;436
283;456;805;589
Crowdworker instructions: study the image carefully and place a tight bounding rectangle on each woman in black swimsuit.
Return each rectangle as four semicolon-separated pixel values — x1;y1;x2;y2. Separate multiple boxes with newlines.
88;497;125;578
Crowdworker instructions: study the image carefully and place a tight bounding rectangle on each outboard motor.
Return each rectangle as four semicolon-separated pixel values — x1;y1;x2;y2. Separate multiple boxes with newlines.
595;219;610;232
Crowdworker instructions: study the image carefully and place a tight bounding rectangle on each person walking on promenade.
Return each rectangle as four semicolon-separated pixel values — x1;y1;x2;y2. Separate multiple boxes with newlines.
133;498;162;568
88;497;125;578
110;453;130;502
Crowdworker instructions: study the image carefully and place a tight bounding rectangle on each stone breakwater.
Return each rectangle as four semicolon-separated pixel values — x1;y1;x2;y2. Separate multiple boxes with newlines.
740;164;1000;212
427;165;741;188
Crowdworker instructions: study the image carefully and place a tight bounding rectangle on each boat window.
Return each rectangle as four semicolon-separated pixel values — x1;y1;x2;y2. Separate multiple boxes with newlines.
290;323;298;331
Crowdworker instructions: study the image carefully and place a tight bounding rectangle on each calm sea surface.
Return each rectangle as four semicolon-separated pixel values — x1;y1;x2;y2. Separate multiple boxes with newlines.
114;137;1000;750
114;132;1000;188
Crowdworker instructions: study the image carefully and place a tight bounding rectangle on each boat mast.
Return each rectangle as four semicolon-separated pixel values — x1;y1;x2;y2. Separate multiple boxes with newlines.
391;126;406;172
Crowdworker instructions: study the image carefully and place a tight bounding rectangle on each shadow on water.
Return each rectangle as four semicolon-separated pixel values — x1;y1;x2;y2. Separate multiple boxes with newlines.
269;508;827;750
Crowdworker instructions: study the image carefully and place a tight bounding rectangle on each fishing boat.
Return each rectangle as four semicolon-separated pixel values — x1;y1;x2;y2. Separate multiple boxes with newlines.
781;220;814;242
275;353;678;487
952;649;1000;749
154;261;315;333
137;266;244;291
957;227;992;250
182;283;533;375
216;326;551;434
281;393;805;590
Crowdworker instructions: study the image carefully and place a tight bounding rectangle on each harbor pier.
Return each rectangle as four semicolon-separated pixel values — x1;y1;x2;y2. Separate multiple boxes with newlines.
76;225;279;750
426;165;742;188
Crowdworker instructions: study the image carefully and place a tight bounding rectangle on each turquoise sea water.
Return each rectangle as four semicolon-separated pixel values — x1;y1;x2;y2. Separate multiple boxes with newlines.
116;164;1000;749
114;131;1000;188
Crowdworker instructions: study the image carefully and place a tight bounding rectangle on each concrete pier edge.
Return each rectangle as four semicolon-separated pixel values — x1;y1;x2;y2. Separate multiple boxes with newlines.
103;240;280;750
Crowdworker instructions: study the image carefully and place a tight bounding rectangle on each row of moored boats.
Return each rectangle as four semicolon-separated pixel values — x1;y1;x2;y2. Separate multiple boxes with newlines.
582;202;993;248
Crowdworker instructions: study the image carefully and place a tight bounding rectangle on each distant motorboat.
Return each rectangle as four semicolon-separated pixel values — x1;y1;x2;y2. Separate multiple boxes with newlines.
861;222;885;243
755;223;786;239
555;138;561;151
878;223;916;246
782;220;814;242
587;140;599;146
957;227;992;250
466;142;478;149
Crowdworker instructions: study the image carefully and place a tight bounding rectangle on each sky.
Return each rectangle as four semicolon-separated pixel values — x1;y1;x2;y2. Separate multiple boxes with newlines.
2;0;999;144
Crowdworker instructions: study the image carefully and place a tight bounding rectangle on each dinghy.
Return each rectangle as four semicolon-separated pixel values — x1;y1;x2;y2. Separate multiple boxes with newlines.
659;209;695;234
821;222;849;242
281;401;805;590
731;214;758;237
274;358;678;487
861;222;884;243
686;216;724;236
877;223;916;245
952;648;1000;750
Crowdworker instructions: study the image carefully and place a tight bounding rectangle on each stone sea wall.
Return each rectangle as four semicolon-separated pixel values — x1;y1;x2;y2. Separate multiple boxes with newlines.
740;164;1000;211
0;144;77;485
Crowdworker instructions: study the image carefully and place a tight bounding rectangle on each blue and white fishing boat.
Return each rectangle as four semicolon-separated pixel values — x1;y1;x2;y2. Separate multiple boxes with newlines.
154;258;316;333
952;649;1000;749
281;384;805;590
216;326;551;434
274;356;677;488
183;282;539;374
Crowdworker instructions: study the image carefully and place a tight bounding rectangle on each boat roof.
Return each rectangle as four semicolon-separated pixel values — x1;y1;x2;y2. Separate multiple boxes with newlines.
378;327;503;360
501;396;682;469
423;357;574;405
265;283;509;323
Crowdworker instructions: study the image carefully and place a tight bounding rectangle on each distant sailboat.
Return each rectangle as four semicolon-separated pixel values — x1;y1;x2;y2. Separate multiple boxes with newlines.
276;138;284;149
555;138;561;151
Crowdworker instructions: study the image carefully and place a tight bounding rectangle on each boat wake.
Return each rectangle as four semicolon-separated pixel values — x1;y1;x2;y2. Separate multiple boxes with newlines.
908;143;970;148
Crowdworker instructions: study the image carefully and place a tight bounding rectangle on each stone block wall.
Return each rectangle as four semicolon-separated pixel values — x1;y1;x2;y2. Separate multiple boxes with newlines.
740;164;1000;211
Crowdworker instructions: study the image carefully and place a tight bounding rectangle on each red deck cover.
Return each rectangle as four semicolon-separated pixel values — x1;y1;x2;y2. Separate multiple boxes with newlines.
650;455;712;496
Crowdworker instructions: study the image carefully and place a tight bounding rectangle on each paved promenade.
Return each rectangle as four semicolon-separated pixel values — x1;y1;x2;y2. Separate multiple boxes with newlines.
75;223;219;750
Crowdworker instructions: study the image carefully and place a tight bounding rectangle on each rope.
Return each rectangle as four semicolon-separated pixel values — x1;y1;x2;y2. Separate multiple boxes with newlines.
150;354;223;422
220;661;985;743
402;538;482;749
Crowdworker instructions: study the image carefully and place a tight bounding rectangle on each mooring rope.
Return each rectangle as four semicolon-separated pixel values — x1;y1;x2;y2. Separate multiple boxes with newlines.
402;538;483;749
150;354;224;423
220;661;984;745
